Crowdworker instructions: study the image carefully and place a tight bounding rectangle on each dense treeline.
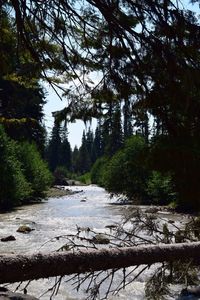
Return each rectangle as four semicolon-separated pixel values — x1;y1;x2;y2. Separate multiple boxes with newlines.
46;105;175;207
66;114;175;207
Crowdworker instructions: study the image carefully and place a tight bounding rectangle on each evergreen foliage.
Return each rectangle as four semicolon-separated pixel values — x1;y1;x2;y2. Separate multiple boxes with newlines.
53;166;70;185
146;171;175;206
0;126;31;208
46;122;72;172
46;122;62;172
0;125;53;208
91;156;109;187
103;136;149;201
17;142;53;196
72;146;80;173
77;130;92;174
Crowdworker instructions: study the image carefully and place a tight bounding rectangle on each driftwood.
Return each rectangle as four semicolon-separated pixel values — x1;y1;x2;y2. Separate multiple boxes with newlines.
1;242;200;284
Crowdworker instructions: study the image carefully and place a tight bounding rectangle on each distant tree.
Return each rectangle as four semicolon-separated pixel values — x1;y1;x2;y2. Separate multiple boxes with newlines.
86;127;95;164
77;130;92;174
46;121;62;172
108;102;123;156
72;146;80;173
59;129;72;171
93;121;104;160
123;96;133;139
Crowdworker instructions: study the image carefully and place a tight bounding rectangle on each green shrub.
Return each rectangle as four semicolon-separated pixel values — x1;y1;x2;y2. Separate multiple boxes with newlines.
53;166;70;185
146;171;175;205
54;166;70;178
17;142;53;196
77;172;91;184
0;126;31;208
103;135;149;202
91;156;109;186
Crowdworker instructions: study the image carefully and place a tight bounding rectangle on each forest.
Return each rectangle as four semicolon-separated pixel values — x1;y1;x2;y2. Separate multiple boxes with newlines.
1;0;200;212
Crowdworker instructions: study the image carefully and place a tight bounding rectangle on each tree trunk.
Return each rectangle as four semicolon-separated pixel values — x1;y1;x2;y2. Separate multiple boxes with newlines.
0;242;200;284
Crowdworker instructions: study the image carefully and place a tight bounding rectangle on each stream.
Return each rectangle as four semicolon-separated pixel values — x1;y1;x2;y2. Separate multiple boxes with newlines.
0;185;193;300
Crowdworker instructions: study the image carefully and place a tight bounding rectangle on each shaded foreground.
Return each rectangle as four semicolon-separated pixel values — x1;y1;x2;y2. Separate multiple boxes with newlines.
1;242;200;284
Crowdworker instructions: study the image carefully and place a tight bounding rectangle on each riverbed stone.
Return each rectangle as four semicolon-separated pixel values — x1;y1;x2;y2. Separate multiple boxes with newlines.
17;225;34;233
92;234;110;244
105;224;118;230
1;235;16;242
0;287;38;299
145;207;159;214
80;199;86;202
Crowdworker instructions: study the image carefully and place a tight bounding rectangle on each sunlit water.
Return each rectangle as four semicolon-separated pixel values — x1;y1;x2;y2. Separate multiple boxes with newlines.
0;185;191;299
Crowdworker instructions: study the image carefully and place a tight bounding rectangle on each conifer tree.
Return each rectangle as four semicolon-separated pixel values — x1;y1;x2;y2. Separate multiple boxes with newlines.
108;102;123;156
93;122;104;160
77;130;91;174
72;146;80;173
46;121;62;172
59;130;72;171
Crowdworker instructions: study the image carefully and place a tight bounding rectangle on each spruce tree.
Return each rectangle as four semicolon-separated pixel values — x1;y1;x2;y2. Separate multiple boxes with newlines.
46;121;62;172
77;130;91;174
59;129;72;171
72;146;80;173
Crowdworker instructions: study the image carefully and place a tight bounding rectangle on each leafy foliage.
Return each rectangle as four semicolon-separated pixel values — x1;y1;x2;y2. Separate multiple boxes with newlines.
0;126;31;208
77;172;91;185
146;171;175;205
91;156;109;187
17;142;53;196
0;125;52;208
103;135;149;201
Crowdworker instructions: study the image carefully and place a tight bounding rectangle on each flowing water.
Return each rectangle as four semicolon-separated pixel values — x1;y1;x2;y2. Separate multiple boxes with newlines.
0;185;191;299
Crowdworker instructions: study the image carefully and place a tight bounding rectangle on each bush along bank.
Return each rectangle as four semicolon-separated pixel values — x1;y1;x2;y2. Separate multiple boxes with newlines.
0;125;52;209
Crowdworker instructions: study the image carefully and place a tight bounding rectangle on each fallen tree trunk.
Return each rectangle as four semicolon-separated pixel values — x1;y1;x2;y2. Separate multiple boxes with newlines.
1;242;200;284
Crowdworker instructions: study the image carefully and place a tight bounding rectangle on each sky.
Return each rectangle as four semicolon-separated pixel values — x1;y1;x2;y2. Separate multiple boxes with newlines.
43;83;97;149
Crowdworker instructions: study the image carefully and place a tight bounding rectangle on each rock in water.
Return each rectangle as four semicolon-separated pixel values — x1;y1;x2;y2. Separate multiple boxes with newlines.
1;235;16;242
17;225;34;233
92;234;110;244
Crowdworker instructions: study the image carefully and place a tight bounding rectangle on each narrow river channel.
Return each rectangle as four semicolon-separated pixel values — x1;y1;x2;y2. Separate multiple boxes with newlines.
0;185;191;300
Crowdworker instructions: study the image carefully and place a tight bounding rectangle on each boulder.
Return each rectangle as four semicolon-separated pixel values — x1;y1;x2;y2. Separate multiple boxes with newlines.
1;235;16;242
92;234;110;244
17;225;34;234
105;225;118;230
168;219;175;224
